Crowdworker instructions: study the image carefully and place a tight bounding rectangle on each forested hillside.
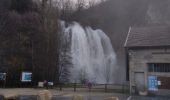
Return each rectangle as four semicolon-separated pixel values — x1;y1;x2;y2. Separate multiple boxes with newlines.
0;0;60;86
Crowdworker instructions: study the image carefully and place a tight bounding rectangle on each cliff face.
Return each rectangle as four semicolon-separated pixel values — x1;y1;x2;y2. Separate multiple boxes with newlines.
71;0;170;83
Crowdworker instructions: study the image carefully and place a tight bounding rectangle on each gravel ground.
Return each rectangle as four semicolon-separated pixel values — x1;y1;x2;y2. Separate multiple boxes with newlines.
0;88;129;100
0;88;170;100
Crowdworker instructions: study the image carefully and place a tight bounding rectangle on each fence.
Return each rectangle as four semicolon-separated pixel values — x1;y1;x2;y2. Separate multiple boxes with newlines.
54;83;130;93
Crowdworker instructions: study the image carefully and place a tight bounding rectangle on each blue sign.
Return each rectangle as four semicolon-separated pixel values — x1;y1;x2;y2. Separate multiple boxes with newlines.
148;76;158;91
21;72;32;82
0;73;6;80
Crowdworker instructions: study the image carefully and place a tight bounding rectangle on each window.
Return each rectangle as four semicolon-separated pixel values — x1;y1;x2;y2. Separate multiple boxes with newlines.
148;63;170;72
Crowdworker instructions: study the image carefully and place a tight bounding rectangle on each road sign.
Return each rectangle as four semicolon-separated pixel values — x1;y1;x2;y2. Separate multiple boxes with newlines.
148;76;158;91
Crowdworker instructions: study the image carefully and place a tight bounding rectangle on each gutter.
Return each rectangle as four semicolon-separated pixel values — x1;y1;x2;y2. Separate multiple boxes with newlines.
124;27;131;47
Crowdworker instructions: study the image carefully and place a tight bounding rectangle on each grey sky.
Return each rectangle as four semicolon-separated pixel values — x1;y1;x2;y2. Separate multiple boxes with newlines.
71;0;102;4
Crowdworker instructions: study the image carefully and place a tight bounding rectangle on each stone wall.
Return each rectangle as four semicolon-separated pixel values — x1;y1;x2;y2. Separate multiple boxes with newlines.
128;47;170;94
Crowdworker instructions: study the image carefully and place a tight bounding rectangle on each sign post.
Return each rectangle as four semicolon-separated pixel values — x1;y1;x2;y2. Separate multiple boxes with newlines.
0;73;6;80
0;73;6;88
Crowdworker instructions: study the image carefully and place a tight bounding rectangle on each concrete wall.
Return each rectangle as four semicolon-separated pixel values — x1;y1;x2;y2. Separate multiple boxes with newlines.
128;47;170;94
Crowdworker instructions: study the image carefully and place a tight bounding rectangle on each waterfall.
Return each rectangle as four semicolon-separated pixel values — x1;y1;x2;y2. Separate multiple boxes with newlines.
60;21;117;84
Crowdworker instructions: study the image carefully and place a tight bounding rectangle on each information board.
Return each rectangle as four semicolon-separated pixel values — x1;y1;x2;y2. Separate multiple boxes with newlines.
0;73;6;81
21;72;32;82
148;76;158;91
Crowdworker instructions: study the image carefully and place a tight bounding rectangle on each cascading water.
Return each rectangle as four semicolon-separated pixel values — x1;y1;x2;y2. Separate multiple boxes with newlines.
60;21;117;84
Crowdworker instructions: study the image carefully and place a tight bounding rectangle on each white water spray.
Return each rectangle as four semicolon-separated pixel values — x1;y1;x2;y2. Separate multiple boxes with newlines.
61;21;117;84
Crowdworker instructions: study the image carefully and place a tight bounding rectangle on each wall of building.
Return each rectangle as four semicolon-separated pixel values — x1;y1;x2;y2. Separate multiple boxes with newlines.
128;47;170;94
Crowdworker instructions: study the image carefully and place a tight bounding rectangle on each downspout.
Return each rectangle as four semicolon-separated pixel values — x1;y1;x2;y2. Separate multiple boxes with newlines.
124;27;131;94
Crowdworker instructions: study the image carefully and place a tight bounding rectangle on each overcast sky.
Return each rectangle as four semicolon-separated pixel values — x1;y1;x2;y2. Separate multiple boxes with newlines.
72;0;99;2
70;0;102;5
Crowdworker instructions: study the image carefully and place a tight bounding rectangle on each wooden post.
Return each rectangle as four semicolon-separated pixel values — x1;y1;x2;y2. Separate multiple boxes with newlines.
105;84;107;92
3;80;6;88
3;73;6;88
59;83;62;91
122;84;124;93
88;82;92;92
74;83;76;92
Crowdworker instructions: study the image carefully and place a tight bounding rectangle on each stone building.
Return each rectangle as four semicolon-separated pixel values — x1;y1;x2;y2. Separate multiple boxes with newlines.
124;26;170;95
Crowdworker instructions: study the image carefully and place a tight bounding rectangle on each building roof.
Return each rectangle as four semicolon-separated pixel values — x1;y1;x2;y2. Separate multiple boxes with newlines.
124;26;170;48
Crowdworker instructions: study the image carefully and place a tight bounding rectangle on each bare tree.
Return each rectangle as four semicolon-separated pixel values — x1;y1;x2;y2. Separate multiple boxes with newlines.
88;0;96;8
58;0;74;21
76;0;86;11
30;0;60;83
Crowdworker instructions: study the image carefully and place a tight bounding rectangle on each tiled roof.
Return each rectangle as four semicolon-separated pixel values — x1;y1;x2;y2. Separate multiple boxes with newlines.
125;26;170;47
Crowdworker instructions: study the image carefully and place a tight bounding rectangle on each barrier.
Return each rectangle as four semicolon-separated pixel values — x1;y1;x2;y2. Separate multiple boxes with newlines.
4;94;18;100
72;94;84;100
37;90;52;100
104;97;119;100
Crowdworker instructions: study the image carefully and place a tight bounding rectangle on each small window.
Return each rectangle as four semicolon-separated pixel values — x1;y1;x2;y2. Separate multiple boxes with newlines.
148;63;170;72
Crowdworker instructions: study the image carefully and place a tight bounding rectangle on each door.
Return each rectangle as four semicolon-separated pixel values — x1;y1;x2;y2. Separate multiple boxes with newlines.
134;72;145;91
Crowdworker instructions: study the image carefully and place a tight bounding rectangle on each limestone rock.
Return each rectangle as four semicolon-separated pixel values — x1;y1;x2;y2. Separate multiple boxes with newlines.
104;97;119;100
72;94;84;100
37;90;52;100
